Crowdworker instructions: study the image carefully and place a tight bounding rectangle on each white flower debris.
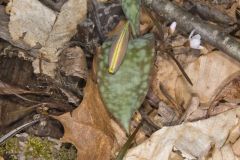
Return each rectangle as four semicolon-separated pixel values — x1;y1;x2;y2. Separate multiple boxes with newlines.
169;21;177;34
189;30;204;50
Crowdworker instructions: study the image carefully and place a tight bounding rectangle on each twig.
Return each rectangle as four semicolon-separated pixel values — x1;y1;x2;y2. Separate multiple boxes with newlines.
166;51;193;85
184;0;233;25
145;0;240;62
116;122;142;160
0;114;42;145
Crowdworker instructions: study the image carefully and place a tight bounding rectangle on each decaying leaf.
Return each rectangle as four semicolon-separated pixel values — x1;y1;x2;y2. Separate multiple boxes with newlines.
0;48;82;138
151;51;240;112
0;99;36;127
124;108;240;160
150;54;189;112
139;8;154;35
57;46;88;105
98;34;154;131
8;0;56;48
0;80;31;95
232;136;240;156
54;75;122;160
39;0;67;12
121;0;140;36
221;144;235;160
208;76;240;114
0;5;31;50
58;47;87;80
177;51;240;107
178;96;201;122
39;0;86;61
8;0;87;77
57;46;87;103
0;81;39;125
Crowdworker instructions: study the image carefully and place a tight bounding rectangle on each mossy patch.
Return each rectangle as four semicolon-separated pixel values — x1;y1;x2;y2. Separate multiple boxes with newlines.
24;136;53;160
0;134;77;160
53;144;77;160
0;137;19;160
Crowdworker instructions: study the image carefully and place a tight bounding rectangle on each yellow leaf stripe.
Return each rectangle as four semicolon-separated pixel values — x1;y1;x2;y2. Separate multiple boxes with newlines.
109;22;130;73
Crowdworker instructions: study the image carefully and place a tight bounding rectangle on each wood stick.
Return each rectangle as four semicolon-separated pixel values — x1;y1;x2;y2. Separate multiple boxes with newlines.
145;0;240;62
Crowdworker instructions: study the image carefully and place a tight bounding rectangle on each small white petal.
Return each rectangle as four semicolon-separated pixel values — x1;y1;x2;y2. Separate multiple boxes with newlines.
189;29;196;40
190;38;201;49
189;30;202;50
192;34;201;40
169;21;177;34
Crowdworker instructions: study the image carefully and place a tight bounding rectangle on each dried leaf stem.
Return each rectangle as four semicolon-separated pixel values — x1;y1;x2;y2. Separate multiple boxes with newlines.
116;122;142;160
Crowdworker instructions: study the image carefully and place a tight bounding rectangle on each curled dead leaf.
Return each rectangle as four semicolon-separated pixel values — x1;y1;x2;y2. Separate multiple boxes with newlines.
180;51;240;107
151;51;240;114
58;47;87;80
124;108;239;160
8;0;87;77
54;74;125;160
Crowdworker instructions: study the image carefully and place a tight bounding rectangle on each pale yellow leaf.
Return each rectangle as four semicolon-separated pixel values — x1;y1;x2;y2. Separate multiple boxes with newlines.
124;108;239;160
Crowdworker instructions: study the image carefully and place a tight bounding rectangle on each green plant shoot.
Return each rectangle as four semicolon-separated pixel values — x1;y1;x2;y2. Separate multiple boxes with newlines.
121;0;141;36
108;22;130;74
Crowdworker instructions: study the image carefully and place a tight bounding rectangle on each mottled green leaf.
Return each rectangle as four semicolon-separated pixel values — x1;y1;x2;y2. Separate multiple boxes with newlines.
98;34;154;131
121;0;141;36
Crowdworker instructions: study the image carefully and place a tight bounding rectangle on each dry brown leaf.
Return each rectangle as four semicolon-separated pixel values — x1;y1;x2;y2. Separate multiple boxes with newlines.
0;81;38;126
107;20;126;37
0;80;30;95
8;0;87;77
97;0;109;2
179;51;240;107
169;152;184;160
57;46;88;105
211;77;240;106
140;8;153;35
221;144;235;160
211;148;223;160
150;54;192;111
179;96;200;122
226;2;238;22
58;47;87;79
232;137;240;156
151;51;240;113
228;124;240;143
8;0;56;47
209;103;239;116
0;5;31;50
54;75;124;160
151;55;179;105
124;108;240;160
39;0;86;61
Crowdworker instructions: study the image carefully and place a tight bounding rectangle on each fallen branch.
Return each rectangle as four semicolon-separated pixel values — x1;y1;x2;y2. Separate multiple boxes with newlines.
145;0;240;62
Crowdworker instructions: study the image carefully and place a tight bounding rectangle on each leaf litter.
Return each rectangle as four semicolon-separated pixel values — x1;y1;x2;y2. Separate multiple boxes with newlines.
54;74;126;160
0;0;240;159
8;0;87;77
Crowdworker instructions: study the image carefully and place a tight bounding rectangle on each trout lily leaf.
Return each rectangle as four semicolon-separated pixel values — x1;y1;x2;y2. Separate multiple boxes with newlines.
98;34;154;131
